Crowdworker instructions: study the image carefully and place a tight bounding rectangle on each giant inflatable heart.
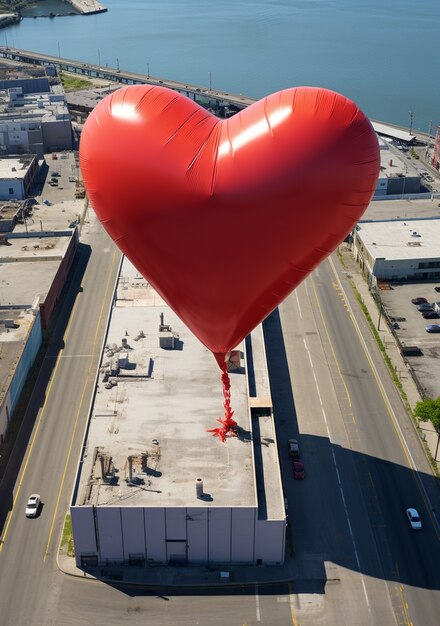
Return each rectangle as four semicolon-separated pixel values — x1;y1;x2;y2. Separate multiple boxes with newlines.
80;85;379;367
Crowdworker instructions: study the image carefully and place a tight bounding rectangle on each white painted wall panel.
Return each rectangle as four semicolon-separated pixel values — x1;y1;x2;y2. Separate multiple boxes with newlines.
96;508;124;561
255;519;285;564
121;508;145;558
187;508;208;562
165;508;187;539
208;508;231;562
70;506;97;565
145;508;166;562
231;508;255;562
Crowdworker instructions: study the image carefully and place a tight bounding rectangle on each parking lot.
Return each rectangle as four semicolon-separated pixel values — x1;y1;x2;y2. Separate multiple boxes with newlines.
380;282;440;399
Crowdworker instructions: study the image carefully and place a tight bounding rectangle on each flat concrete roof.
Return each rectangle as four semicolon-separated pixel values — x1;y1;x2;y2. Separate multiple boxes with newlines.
0;233;68;262
362;198;440;222
356;218;440;261
74;257;285;519
372;121;414;143
75;257;258;509
0;308;36;407
0;259;61;307
0;156;33;180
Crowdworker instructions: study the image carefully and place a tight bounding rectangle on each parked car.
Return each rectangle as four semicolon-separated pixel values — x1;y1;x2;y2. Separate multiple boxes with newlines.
287;438;300;458
434;286;440;293
422;311;440;319
25;494;40;518
417;303;433;312
425;324;440;333
411;297;428;305
292;460;305;479
406;508;422;530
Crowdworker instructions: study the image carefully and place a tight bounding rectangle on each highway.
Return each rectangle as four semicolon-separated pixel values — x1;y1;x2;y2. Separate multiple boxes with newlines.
265;255;440;624
0;46;254;110
0;209;439;624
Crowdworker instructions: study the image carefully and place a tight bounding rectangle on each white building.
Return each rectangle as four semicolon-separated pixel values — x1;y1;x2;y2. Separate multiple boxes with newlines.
70;259;286;568
352;219;440;283
0;78;72;158
0;155;38;200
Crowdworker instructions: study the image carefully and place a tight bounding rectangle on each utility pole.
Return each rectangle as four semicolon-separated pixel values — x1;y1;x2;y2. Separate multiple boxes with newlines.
147;62;150;79
116;57;119;71
98;48;101;68
57;42;60;58
409;110;414;135
209;71;212;91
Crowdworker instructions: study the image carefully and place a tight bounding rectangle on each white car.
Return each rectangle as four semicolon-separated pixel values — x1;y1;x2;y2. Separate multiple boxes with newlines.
25;494;40;518
406;508;422;530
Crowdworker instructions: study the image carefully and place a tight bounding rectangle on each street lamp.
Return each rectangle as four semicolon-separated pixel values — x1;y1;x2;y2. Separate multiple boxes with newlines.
208;71;212;91
409;110;414;135
147;62;150;79
116;58;119;71
57;41;60;58
98;48;101;68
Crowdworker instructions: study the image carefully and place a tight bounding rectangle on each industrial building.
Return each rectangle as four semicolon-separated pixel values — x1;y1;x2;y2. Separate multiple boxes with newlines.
0;229;78;441
352;218;440;283
0;77;73;158
70;258;286;568
374;137;420;197
0;155;38;200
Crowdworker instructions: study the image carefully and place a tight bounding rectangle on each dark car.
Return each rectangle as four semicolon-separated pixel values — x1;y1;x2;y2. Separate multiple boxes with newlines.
411;297;428;305
435;287;440;293
417;303;433;312
422;311;440;319
287;439;300;458
293;460;305;479
426;324;440;333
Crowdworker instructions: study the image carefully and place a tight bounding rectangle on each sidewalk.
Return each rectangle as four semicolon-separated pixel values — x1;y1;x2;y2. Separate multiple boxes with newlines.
57;544;300;588
338;245;439;463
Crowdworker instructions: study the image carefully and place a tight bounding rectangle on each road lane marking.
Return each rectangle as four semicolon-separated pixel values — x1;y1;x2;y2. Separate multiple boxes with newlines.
309;279;352;409
255;582;261;622
288;582;299;626
328;256;440;541
295;290;303;319
43;249;118;561
0;286;83;552
302;334;371;614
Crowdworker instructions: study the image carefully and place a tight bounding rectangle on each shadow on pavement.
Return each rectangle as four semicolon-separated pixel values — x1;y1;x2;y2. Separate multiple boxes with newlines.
0;243;91;534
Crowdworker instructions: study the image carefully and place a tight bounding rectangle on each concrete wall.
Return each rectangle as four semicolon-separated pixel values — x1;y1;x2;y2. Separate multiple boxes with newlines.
71;505;285;567
8;310;42;415
0;178;24;200
0;310;42;441
41;119;73;152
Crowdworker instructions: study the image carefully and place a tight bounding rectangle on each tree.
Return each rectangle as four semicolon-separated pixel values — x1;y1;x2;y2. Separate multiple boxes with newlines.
414;397;440;431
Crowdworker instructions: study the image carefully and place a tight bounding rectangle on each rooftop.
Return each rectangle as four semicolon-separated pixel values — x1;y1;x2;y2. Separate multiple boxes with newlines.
356;218;440;261
74;258;283;518
0;156;35;180
0;308;37;407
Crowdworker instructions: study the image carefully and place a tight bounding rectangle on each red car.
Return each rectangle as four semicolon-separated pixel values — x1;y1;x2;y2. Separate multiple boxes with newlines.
293;460;305;479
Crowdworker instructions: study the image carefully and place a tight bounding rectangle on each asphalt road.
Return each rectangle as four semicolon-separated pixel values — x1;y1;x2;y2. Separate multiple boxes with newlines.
264;255;440;625
1;212;439;625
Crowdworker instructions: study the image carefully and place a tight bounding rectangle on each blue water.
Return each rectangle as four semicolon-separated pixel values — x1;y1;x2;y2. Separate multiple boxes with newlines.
4;0;440;130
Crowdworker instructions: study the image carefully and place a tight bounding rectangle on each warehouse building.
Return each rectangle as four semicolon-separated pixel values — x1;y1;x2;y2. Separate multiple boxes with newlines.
0;77;72;158
374;137;420;197
70;258;286;568
0;229;78;441
352;218;440;283
0;155;38;200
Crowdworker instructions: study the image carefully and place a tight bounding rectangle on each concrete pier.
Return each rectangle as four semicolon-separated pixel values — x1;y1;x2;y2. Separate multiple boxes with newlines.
66;0;107;15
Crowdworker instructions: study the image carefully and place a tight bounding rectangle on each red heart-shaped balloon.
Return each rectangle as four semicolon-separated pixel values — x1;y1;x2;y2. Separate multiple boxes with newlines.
80;85;379;366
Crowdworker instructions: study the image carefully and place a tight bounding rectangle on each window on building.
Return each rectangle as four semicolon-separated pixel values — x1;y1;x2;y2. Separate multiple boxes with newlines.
8;188;13;195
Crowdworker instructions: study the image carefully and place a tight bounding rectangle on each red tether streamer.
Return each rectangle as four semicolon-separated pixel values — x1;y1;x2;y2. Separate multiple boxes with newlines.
207;363;238;442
